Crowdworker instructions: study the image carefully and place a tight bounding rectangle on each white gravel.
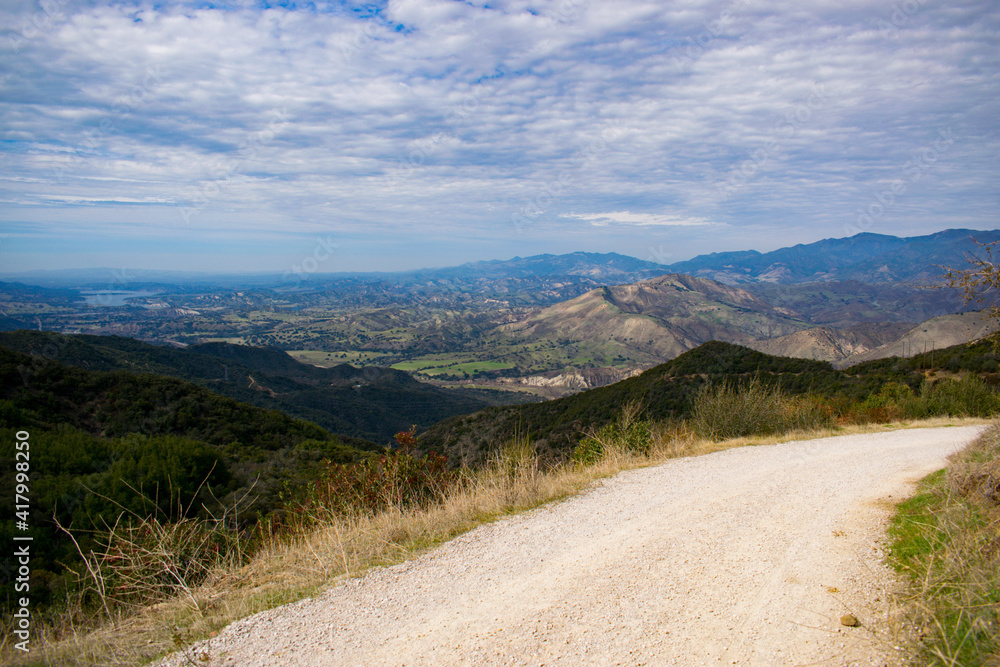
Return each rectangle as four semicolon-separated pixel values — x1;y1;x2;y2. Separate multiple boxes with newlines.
157;425;986;666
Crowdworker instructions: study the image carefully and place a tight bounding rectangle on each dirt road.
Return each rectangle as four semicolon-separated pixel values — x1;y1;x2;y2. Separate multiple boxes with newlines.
159;426;986;666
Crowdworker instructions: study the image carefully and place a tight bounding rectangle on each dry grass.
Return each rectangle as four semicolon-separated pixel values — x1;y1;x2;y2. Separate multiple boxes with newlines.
889;421;1000;666
4;416;991;666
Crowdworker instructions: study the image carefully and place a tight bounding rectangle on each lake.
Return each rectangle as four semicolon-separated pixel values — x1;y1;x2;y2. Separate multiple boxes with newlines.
81;290;160;307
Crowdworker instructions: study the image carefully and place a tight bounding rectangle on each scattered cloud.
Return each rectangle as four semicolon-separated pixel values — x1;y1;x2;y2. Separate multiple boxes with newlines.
0;0;997;271
564;212;717;228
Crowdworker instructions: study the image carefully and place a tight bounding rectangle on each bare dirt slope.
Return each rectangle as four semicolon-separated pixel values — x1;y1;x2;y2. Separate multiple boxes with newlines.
499;274;805;363
747;323;911;364
158;426;986;667
836;311;1000;367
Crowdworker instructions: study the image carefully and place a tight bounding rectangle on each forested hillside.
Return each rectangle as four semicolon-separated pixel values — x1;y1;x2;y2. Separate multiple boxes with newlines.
0;331;496;443
0;346;373;613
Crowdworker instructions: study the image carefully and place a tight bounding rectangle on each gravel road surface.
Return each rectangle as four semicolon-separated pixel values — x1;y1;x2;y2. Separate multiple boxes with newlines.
158;426;986;666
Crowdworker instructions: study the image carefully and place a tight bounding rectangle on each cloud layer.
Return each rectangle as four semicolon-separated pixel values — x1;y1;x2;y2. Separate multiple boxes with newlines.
1;0;998;272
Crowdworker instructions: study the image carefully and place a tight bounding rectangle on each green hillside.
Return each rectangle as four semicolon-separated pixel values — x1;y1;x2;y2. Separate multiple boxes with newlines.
0;345;374;614
850;338;1000;375
0;331;497;443
418;341;931;465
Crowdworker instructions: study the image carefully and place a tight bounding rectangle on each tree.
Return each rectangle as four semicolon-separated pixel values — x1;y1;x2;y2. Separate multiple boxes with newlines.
941;238;1000;344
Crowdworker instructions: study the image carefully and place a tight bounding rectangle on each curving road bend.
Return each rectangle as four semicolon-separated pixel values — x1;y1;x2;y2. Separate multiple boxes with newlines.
158;426;987;667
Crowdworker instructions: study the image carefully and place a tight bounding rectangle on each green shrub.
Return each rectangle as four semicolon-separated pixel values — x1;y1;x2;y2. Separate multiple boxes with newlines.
572;403;651;465
690;378;832;440
864;381;915;408
911;374;1000;419
844;382;912;423
845;374;999;423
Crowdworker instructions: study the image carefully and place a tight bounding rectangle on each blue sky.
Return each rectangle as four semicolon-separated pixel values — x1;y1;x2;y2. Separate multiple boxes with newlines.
1;0;998;274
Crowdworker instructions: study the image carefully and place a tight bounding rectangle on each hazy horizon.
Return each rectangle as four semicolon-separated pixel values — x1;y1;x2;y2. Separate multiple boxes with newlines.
1;227;997;288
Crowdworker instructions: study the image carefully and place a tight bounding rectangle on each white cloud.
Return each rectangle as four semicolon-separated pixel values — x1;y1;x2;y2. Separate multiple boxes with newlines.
563;211;716;227
0;0;997;270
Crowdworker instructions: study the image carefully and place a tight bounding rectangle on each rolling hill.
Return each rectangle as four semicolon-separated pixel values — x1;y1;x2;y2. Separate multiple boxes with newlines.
418;338;1000;466
836;311;1000;367
0;343;379;611
417;341;920;466
485;269;990;375
746;323;913;364
746;280;972;327
0;332;501;443
497;274;809;366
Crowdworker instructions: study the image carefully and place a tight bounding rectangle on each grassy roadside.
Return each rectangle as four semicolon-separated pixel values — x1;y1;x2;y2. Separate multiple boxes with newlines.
888;422;1000;666
4;417;991;666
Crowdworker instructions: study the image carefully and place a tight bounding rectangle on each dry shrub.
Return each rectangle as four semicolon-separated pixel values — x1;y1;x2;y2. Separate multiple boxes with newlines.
85;515;245;613
948;423;1000;507
288;449;457;522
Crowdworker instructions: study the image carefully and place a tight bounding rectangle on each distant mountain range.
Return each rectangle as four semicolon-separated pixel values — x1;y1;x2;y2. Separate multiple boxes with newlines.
663;229;1000;285
8;229;996;292
0;251;667;295
416;252;667;282
3;228;998;386
476;229;999;373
